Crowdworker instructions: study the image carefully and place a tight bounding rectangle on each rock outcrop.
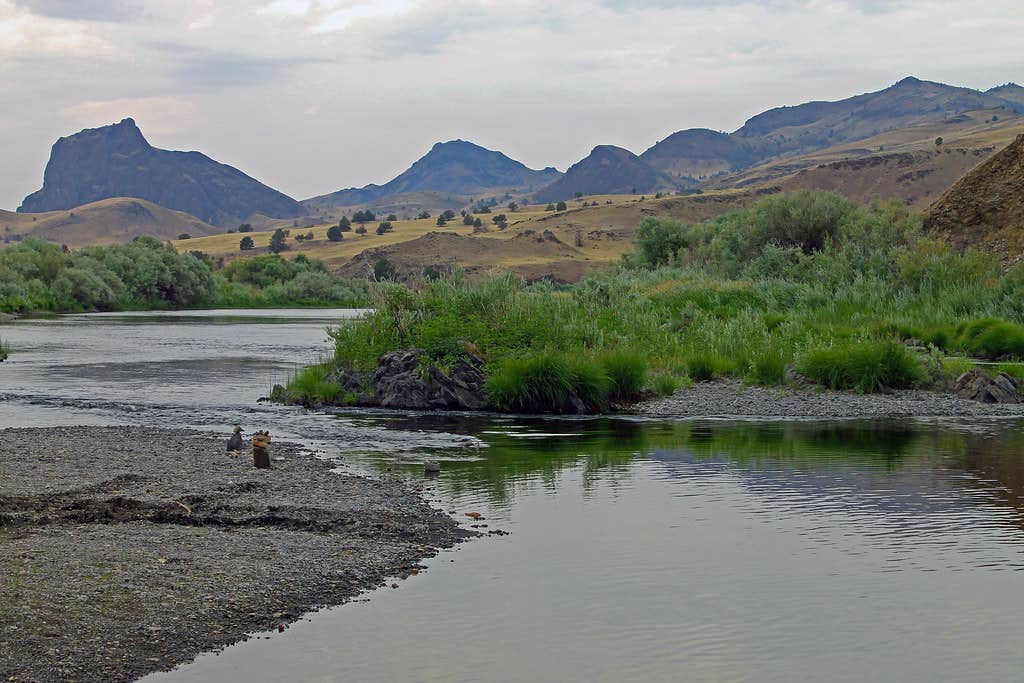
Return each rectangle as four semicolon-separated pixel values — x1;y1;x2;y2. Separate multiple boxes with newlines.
19;118;303;227
329;350;487;411
954;370;1021;403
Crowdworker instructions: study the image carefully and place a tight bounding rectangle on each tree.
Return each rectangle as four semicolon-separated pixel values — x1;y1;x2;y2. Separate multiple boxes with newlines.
239;236;255;251
268;228;288;254
935;136;944;146
477;204;491;213
355;225;367;235
238;224;254;233
373;257;396;280
492;214;508;229
437;215;447;227
545;203;556;211
386;214;398;221
305;230;314;241
508;202;518;212
177;233;191;241
417;210;431;220
556;201;567;211
327;225;344;242
473;217;483;228
462;214;475;226
338;216;351;232
353;210;376;224
442;209;456;221
376;221;394;235
574;192;583;198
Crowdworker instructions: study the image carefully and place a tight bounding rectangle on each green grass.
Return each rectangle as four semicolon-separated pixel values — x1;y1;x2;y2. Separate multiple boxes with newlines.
282;363;341;404
797;341;927;393
279;192;1024;413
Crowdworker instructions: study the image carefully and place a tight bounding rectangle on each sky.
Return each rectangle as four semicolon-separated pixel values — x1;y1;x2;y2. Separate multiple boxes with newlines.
0;0;1021;210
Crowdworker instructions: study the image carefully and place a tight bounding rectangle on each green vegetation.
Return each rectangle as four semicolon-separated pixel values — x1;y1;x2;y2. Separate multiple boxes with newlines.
287;191;1024;412
0;239;369;312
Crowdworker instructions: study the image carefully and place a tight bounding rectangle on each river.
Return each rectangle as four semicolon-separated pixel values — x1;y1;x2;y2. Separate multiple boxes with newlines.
3;310;1024;682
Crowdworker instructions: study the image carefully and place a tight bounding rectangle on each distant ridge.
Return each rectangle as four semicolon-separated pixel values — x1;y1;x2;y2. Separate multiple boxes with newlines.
304;139;561;211
532;145;676;203
19;118;302;226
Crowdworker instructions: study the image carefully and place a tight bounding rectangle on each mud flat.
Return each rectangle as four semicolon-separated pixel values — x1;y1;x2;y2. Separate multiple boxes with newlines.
0;426;471;682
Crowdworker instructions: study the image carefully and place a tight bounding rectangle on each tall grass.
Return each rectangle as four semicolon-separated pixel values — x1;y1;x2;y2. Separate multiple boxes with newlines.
302;192;1024;412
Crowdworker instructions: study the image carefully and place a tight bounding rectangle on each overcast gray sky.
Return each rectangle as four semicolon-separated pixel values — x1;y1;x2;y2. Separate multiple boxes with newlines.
1;0;1021;210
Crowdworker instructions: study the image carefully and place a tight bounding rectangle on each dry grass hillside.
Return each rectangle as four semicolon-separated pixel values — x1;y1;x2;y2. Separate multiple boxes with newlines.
175;189;769;282
925;134;1024;258
2;198;216;248
706;108;1024;205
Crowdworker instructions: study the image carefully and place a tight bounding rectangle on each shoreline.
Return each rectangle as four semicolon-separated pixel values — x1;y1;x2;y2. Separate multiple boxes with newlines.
635;379;1024;419
0;426;473;683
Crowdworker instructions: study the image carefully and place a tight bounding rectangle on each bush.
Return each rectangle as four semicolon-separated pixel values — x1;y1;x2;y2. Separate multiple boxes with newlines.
286;363;341;404
797;341;925;392
239;236;255;250
268;229;288;254
327;225;344;242
556;201;567;211
650;373;682;396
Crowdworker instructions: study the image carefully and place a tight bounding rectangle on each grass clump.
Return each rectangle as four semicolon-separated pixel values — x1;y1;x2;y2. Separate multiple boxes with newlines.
600;351;648;402
797;341;926;393
485;352;610;413
955;318;1024;359
650;373;683;397
284;363;341;404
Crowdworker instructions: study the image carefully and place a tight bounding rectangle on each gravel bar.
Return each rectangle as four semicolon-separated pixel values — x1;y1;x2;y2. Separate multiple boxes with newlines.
636;379;1024;419
0;426;473;683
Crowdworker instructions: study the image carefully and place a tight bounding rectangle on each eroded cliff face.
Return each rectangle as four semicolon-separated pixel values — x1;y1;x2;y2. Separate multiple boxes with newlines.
19;118;302;226
925;134;1024;257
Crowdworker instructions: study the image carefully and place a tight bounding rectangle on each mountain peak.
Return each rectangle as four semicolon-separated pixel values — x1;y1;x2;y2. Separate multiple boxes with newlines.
19;119;300;224
893;76;925;87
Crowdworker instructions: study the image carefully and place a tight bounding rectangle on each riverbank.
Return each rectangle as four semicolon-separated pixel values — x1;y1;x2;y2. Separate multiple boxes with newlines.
636;379;1024;418
0;426;472;683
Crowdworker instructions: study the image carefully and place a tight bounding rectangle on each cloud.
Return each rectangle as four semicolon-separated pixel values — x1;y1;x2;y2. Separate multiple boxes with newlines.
13;0;138;22
1;0;1023;210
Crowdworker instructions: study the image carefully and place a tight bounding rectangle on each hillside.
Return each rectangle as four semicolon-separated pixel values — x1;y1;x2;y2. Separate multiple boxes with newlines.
532;146;677;203
2;197;216;247
175;188;769;282
304;140;560;213
625;77;1024;196
19;118;302;227
925;134;1024;257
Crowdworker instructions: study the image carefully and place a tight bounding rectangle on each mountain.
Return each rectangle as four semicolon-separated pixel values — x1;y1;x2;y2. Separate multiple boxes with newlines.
640;128;759;180
924;134;1024;257
636;77;1024;192
18;118;302;227
304;140;561;211
532;145;677;203
987;83;1024;108
3;197;216;247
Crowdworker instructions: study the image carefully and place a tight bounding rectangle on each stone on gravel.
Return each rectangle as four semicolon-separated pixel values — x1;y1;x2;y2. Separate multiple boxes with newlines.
954;370;1022;404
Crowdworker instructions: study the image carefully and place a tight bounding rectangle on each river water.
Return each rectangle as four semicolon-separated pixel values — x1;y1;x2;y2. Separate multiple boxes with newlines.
4;310;1024;682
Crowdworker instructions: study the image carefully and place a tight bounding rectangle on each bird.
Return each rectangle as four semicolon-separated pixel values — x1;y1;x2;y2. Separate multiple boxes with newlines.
227;426;244;454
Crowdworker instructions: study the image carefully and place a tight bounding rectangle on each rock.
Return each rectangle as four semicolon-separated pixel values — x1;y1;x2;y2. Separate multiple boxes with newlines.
955;370;1021;403
18;118;302;226
423;461;441;474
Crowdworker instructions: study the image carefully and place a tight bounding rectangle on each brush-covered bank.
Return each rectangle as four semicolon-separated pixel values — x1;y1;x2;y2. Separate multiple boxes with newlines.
276;191;1024;415
0;238;370;313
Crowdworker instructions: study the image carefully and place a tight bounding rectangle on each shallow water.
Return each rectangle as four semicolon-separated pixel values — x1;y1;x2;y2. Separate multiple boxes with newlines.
4;311;1024;682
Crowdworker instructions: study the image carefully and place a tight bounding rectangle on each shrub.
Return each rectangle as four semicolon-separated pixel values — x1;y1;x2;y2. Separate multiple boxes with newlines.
239;236;255;251
687;353;728;382
327;225;344;242
797;341;925;392
268;229;288;253
286;363;341;404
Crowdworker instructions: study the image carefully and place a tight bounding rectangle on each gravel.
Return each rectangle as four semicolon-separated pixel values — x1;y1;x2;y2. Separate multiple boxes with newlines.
0;426;473;683
636;379;1024;419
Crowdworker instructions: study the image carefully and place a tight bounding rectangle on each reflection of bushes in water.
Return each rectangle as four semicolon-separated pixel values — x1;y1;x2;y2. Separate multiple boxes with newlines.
365;416;975;502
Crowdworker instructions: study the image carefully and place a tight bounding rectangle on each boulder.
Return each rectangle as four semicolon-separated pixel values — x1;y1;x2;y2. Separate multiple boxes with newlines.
954;370;1021;403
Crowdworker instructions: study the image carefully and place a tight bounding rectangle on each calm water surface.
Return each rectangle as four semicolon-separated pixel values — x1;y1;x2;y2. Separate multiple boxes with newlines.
3;310;1024;682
